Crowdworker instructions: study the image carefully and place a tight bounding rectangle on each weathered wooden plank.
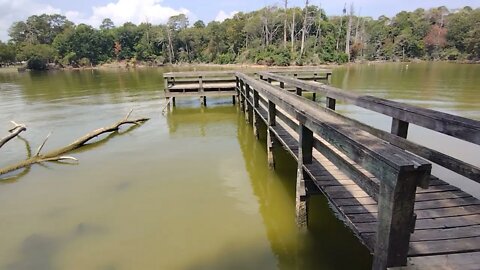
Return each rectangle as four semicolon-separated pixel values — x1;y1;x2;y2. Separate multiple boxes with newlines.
357;214;480;233
411;225;480;242
396;252;480;270
165;91;237;97
416;185;461;194
414;197;480;210
364;225;480;243
408;236;480;256
415;205;480;219
415;190;472;202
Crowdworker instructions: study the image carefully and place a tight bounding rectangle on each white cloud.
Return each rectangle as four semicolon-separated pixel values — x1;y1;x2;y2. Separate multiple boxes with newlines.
215;10;238;22
0;0;191;41
0;0;60;41
86;0;191;27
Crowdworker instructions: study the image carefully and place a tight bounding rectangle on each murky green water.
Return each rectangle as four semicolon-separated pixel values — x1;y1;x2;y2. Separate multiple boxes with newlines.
0;63;478;270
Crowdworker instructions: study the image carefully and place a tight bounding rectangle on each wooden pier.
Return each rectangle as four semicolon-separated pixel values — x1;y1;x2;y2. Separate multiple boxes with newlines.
163;70;480;270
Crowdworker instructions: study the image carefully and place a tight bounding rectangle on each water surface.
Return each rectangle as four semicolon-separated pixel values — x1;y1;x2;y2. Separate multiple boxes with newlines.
0;63;478;269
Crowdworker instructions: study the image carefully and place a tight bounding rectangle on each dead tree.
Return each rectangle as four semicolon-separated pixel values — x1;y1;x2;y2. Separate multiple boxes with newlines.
0;110;149;177
345;3;354;62
284;0;288;48
300;0;309;56
0;121;27;149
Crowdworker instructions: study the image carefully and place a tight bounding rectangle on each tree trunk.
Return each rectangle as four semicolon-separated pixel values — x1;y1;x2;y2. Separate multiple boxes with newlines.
284;0;288;48
300;0;309;56
291;12;296;54
345;4;353;62
336;3;346;51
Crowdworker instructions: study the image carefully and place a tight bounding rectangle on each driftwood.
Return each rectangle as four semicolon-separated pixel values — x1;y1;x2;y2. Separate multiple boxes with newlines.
0;121;27;149
0;110;149;177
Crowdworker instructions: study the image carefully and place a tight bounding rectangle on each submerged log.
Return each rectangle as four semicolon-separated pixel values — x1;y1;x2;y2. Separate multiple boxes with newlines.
0;110;149;177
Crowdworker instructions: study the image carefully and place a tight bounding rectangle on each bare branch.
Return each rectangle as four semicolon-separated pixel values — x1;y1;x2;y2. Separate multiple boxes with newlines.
1;121;27;149
40;156;79;163
35;132;52;157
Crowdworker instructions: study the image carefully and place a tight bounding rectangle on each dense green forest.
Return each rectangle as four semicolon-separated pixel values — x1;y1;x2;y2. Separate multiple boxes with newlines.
0;4;479;70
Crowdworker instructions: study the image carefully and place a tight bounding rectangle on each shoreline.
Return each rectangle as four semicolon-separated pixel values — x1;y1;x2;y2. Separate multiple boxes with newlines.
1;59;478;73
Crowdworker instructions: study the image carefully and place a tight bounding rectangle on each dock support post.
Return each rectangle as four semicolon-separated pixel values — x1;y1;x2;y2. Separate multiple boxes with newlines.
201;96;207;106
312;93;316;101
296;122;313;229
279;82;285;89
373;171;419;269
245;84;251;123
391;118;409;139
172;97;176;107
267;101;276;169
232;95;236;105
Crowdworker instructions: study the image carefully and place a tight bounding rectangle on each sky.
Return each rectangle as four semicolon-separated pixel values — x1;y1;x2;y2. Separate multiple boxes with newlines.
1;0;479;42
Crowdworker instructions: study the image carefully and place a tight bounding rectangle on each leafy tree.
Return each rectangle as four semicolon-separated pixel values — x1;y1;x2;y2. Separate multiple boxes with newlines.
0;42;16;64
100;18;115;30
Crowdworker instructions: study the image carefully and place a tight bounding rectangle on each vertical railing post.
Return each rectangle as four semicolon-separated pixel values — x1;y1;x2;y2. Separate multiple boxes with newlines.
296;113;313;229
326;97;336;110
267;100;276;169
279;81;285;89
253;90;260;139
235;77;240;105
296;87;302;96
199;75;206;106
391;118;409;139
245;84;251;123
373;169;421;269
239;79;245;111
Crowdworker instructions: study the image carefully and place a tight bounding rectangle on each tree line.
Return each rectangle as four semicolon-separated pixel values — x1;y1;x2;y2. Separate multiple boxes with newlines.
0;4;479;70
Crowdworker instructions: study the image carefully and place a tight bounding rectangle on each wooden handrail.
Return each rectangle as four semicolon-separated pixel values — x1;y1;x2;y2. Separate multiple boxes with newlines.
238;72;431;178
258;71;480;184
258;71;480;145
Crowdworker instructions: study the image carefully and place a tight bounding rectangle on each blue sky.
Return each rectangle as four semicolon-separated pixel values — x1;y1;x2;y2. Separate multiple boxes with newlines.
1;0;479;41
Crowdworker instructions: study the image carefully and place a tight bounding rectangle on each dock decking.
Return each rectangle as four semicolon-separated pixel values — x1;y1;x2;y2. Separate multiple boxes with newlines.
163;70;480;270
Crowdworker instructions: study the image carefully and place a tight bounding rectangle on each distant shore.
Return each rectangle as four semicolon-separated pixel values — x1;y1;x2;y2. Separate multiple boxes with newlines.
2;59;479;73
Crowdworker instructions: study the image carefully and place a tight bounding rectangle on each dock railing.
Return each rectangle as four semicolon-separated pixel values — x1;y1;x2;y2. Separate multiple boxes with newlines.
236;72;432;269
257;71;480;185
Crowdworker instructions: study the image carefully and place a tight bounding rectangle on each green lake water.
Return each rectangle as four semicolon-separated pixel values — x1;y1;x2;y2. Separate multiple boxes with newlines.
0;62;478;270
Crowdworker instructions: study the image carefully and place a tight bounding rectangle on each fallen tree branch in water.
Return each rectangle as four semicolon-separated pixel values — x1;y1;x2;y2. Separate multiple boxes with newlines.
0;110;149;177
0;121;27;149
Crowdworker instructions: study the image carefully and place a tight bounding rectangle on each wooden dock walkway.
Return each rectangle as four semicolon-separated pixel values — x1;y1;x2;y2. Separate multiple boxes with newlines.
163;70;480;270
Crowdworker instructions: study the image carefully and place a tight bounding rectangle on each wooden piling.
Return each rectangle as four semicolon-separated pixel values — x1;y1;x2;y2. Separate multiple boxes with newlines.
296;123;313;229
